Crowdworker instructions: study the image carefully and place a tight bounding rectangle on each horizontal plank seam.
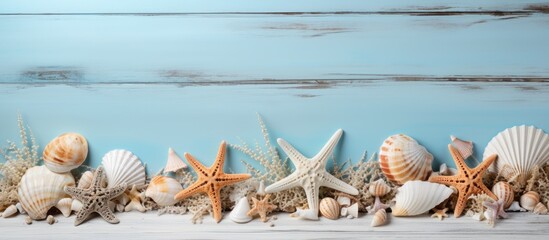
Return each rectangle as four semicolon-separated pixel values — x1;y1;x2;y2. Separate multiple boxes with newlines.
0;11;545;16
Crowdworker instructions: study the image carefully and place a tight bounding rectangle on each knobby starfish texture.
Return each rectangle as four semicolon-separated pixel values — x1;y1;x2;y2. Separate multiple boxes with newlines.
247;194;277;222
64;166;127;226
174;141;251;223
429;144;498;217
265;129;359;220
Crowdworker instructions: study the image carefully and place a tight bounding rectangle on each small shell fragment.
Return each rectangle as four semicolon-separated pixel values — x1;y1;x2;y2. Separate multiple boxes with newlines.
55;198;73;217
533;202;548;215
25;216;32;225
1;205;18;218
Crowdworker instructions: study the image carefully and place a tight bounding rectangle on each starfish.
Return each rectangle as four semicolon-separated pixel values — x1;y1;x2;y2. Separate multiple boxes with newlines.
431;208;449;221
429;144;498;217
174;141;251;223
366;196;390;214
483;198;508;227
247;194;277;222
124;185;145;212
64;166;127;226
265;129;359;220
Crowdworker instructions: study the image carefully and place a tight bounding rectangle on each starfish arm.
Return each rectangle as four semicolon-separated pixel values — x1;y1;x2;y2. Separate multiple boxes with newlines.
277;138;308;167
73;203;93;226
105;183;128;200
211;141;227;176
313;129;343;165
265;172;302;193
216;173;251;187
320;172;359;195
92;166;106;188
476;153;497;173
477;183;498;201
208;188;223;223
64;186;86;201
453;191;468;218
429;175;458;187
97;207;120;224
448;144;471;176
174;180;206;201
302;184;320;220
184;152;209;177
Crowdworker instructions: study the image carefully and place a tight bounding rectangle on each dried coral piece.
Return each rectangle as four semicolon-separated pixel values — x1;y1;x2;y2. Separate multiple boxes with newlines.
429;145;498;217
64;166;127;226
174;141;251;223
247;194;277;222
43;133;88;173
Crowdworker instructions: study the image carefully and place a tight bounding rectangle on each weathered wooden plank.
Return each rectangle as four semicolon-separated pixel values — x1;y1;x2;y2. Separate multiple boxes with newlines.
1;14;548;83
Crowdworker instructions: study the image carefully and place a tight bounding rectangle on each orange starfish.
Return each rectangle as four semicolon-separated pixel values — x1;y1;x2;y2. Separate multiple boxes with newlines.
174;141;251;223
429;144;498;217
247;194;277;222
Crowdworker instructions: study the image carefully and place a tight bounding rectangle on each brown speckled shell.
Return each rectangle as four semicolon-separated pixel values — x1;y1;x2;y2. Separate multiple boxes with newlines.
43;133;88;173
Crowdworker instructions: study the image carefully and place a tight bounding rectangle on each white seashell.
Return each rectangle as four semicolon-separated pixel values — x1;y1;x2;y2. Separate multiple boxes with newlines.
77;171;94;189
391;180;452;216
337;196;351;208
319;197;340;220
43;133;88;173
109;200;116;212
164;148;187;173
379;134;433;185
369;179;392;197
520;191;540;211
472;212;485;221
17;166;75;220
145;176;183;207
507;201;527;212
101;149;146;188
229;197;252;223
371;209;387;227
533;202;548;215
118;193;130;206
344;203;358;218
71;199;83;212
450;135;474;160
2;205;18;218
484;126;549;183
492;181;514;209
257;180;266;195
16;202;26;215
55;198;73;217
340;207;348;217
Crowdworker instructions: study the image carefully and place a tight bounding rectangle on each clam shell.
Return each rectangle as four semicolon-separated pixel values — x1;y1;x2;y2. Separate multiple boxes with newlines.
450;135;474;160
371;209;387;227
1;205;18;218
484;126;549;183
17;166;75;220
101;149;146;188
145;176;183;206
43;133;88;173
369;179;391;197
55;198;73;217
319;197;340;220
164;148;187;173
520;191;540;211
492;181;514;209
533;202;548;215
391;180;452;216
77;171;93;189
379;134;433;185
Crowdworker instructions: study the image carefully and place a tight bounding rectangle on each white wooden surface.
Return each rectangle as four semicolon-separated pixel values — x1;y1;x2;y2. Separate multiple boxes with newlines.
2;212;548;239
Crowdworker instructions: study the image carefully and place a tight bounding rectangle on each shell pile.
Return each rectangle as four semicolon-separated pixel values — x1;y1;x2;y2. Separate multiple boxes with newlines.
43;133;88;173
379;134;433;185
391;180;452;217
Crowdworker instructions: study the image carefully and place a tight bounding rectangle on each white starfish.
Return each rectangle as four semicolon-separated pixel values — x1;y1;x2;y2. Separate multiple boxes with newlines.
265;129;359;220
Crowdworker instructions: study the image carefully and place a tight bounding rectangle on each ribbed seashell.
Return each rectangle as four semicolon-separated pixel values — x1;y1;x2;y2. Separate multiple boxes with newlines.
55;198;73;217
379;134;433;185
77;171;94;189
492;181;514;209
369;179;391;197
43;133;88;173
145;176;183;206
1;205;18;218
533;202;548;215
101;149;146;188
371;209;387;227
484;126;549;183
520;191;540;211
164;148;187;172
17;166;75;220
450;135;474;160
391;180;452;216
319;197;340;220
71;200;83;212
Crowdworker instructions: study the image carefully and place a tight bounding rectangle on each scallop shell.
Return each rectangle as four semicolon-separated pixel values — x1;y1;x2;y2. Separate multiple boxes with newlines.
491;181;514;209
319;197;340;220
43;133;88;173
77;171;93;189
369;179;391;197
391;180;452;216
55;198;73;217
450;135;474;160
484;126;549;183
520;191;540;211
371;209;387;227
144;176;183;206
17;166;75;220
533;202;548;215
379;134;433;185
164;148;187;173
1;205;18;218
101;149;146;188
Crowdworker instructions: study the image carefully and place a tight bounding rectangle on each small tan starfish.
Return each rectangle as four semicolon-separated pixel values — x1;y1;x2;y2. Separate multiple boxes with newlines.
431;208;449;221
429;144;498;217
64;166;127;226
247;194;277;222
174;141;251;223
124;185;145;212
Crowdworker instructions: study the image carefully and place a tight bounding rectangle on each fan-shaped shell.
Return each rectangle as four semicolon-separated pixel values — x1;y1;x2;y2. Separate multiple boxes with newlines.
77;171;93;189
492;181;514;209
145;176;183;206
319;198;340;220
484;126;549;183
101;149;146;188
43;133;88;173
520;191;540;211
371;209;387;227
17;166;75;220
379;134;433;185
369;179;391;197
164;148;187;173
450;135;474;160
391;180;452;216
